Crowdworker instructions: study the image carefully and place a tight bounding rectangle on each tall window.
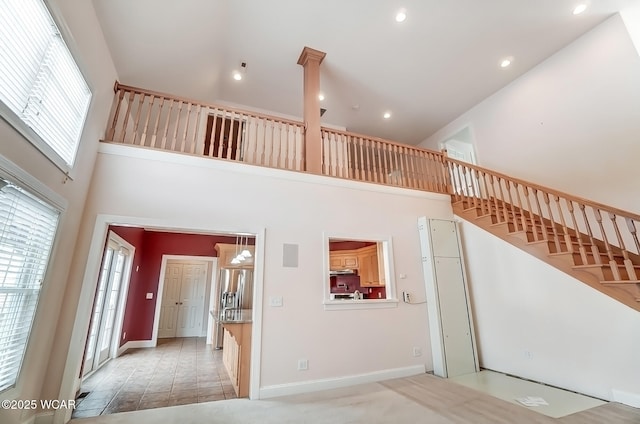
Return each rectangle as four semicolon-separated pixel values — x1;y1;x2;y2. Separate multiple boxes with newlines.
0;177;59;392
0;0;92;170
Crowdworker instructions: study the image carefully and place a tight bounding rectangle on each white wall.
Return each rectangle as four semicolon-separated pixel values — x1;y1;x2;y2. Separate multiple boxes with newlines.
422;14;640;213
0;1;117;424
458;218;640;403
64;144;453;398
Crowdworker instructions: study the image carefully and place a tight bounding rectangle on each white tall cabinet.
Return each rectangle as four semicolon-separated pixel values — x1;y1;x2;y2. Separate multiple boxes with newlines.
418;217;478;378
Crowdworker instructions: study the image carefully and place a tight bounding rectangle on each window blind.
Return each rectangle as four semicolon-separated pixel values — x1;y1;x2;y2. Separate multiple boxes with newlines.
0;0;92;168
0;178;59;393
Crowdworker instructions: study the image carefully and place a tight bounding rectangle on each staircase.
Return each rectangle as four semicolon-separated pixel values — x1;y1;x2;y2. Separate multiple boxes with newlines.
446;158;640;312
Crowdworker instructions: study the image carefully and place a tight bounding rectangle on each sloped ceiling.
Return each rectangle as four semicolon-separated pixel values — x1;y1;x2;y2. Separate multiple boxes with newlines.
92;0;634;144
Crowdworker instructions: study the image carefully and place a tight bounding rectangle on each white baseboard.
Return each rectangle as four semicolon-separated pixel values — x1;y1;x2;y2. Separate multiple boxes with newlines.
612;389;640;408
117;340;156;356
259;364;426;399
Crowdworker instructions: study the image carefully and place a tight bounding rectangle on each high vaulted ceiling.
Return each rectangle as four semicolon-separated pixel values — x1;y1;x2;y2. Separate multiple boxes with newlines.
92;0;634;145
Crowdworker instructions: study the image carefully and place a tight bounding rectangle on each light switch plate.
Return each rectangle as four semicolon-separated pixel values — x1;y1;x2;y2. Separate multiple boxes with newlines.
146;292;153;299
269;296;283;307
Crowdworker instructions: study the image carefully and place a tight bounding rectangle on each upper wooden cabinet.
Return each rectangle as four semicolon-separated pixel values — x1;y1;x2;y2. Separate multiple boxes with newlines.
329;252;359;270
216;243;255;268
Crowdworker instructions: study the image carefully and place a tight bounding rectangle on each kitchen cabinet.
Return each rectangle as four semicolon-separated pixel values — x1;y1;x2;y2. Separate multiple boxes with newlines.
329;252;359;270
216;243;255;269
222;322;252;397
358;245;383;287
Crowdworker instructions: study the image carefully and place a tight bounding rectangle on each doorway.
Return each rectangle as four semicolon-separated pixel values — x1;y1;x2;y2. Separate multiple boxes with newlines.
203;115;246;160
158;260;209;338
83;232;134;376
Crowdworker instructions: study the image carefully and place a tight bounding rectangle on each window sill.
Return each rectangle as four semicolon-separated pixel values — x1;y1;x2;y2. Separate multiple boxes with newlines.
323;298;399;311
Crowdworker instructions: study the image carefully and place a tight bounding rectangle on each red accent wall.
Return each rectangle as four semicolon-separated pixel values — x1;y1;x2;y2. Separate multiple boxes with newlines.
109;226;248;345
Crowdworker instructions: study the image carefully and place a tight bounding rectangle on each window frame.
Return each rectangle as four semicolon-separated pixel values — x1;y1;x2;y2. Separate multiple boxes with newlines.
322;232;398;311
0;154;66;396
0;0;93;177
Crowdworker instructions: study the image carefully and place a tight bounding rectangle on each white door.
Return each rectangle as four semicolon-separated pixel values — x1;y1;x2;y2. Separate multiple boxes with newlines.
158;261;207;338
83;239;131;375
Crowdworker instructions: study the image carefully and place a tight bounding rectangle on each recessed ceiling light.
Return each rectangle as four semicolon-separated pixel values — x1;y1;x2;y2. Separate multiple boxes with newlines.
383;112;392;119
573;4;588;15
395;8;407;23
233;71;242;81
318;93;325;101
500;58;512;68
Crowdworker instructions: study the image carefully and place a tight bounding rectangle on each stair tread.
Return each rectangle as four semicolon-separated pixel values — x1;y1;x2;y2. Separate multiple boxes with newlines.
573;263;640;270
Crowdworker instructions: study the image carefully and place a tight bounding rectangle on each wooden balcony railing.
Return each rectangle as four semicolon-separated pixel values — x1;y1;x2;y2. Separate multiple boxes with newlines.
447;157;640;285
321;128;449;192
104;82;451;193
106;83;306;171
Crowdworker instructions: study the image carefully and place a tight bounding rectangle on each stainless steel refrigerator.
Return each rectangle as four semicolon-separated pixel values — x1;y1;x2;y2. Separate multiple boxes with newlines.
214;268;253;349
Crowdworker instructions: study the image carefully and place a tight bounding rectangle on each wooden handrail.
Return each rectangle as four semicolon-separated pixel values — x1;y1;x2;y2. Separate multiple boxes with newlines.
444;156;640;222
113;82;306;127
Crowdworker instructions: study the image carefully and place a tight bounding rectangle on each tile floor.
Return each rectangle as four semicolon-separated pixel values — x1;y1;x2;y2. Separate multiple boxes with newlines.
71;337;236;419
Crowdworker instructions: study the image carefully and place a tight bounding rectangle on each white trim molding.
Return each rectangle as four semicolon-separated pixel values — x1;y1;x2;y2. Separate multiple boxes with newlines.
259;365;426;399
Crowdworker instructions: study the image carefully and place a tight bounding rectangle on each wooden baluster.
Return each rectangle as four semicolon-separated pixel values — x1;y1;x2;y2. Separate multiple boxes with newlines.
191;105;202;155
512;183;528;232
566;200;589;264
180;103;192;153
522;186;539;241
480;171;491;216
228;114;236;160
269;120;276;167
150;97;164;148
609;212;637;280
408;150;418;189
170;101;183;151
271;120;279;167
578;204;603;265
504;180;517;229
531;189;549;242
139;95;154;147
284;123;292;169
470;167;479;211
626;218;640;257
495;177;509;223
488;175;500;221
365;137;372;181
543;192;561;251
422;152;433;191
160;99;174;150
131;93;145;145
296;125;304;171
553;195;574;253
354;137;362;180
373;141;384;183
214;112;225;158
369;140;377;183
119;90;135;143
400;147;409;187
108;89;125;141
594;208;621;280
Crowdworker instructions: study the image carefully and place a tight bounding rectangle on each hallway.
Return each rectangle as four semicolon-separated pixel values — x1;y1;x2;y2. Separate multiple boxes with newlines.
72;338;236;418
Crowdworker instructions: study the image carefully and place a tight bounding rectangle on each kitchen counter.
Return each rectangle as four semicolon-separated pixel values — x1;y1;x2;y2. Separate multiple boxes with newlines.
211;308;253;324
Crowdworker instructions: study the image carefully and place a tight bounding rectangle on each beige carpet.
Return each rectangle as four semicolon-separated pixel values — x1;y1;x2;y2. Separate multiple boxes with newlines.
71;373;640;424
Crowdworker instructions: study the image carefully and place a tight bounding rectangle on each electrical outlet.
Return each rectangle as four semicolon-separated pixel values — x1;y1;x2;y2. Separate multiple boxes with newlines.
122;332;126;340
297;359;309;371
269;296;283;307
412;347;422;357
403;292;411;303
